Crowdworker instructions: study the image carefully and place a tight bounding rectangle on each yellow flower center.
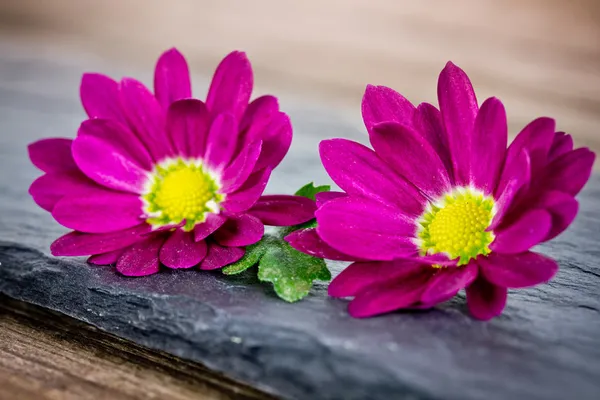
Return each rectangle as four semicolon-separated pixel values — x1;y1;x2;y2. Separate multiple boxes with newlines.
418;188;495;265
142;158;223;231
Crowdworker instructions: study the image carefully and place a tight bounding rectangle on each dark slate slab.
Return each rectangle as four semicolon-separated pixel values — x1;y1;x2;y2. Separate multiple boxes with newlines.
1;45;600;400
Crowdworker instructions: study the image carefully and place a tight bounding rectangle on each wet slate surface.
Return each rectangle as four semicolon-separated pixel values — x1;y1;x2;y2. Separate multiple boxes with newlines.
1;45;600;400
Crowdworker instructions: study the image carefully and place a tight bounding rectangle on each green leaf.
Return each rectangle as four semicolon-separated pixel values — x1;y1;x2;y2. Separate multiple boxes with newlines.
222;241;267;275
257;237;331;302
294;182;330;201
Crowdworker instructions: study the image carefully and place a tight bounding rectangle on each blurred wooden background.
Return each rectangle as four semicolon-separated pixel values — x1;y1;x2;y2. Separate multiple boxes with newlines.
0;0;599;150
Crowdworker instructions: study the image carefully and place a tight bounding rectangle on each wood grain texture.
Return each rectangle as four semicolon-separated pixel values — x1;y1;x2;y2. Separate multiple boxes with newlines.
0;296;274;400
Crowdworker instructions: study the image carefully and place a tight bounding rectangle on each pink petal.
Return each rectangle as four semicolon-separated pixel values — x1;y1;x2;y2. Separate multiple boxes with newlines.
52;189;144;233
239;95;279;146
206;51;253;122
247;195;316;226
328;260;424;297
479;251;558;289
88;249;124;265
285;228;357;261
213;214;264;247
316;196;418;261
222;168;271;213
491;209;552;254
348;268;432;318
165;99;211;159
80;73;126;124
72;134;149;194
159;229;208;269
421;263;478;304
470;97;507;194
116;235;165;276
315;191;346;208
28;138;78;173
361;84;415;134
319;139;424;216
78;118;153;171
548;132;573;161
412;103;454;183
154;48;192;109
29;171;98;212
489;150;531;230
254;113;292;171
119;78;171;162
371;122;451;198
193;213;227;241
540;148;595;196
437;62;478;186
51;224;152;256
465;276;507;320
204;113;239;170
221;140;262;194
199;243;245;270
534;190;579;241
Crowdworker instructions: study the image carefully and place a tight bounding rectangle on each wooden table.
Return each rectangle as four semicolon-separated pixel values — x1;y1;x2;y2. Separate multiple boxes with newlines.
0;1;599;398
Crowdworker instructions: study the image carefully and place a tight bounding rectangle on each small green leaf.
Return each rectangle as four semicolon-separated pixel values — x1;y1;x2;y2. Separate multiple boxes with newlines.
294;182;330;201
222;242;266;275
257;237;331;302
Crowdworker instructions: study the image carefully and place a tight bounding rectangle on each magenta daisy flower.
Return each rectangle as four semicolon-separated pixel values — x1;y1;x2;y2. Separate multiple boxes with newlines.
287;62;595;320
28;48;315;276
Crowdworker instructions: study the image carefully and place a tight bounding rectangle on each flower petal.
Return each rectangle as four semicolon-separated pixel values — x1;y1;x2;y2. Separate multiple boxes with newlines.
348;268;432;318
204;113;239;170
199;243;245;270
328;260;423;297
116;235;164;276
361;84;415;134
165;99;211;159
221;140;262;194
239;95;279;145
29;171;98;212
88;249;124;266
247;195;316;226
480;251;558;289
315;191;346;208
72;134;149;194
80;73;126;123
52;189;143;233
51;224;152;256
254;113;292;171
206;51;253;122
193;213;227;241
534;190;579;241
119;78;171;162
471;97;507;194
154;48;192;109
213;214;264;247
78;118;153;171
421;262;478;304
437;62;478;186
412;103;453;183
371;122;451;198
489;149;531;230
319;139;424;215
548;132;573;161
539;148;595;196
28;138;78;173
285;228;357;261
465;276;507;320
222;168;271;213
160;229;208;269
491;209;552;254
316;196;418;261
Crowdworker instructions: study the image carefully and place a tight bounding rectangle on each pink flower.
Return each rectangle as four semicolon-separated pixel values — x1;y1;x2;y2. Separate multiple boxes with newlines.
287;62;595;320
29;48;315;276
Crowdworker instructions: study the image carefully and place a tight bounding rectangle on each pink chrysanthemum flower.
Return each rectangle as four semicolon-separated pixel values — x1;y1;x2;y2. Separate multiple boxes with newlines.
287;62;595;320
28;48;315;276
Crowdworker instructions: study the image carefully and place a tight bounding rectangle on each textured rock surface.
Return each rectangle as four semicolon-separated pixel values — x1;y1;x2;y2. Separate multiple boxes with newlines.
1;46;600;400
